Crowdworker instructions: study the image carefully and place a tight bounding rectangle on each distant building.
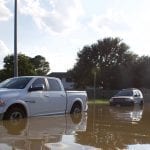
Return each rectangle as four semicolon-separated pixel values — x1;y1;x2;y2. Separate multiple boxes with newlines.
48;72;74;90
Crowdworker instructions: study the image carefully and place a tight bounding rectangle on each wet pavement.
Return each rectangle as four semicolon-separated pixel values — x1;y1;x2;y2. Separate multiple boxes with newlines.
0;103;150;149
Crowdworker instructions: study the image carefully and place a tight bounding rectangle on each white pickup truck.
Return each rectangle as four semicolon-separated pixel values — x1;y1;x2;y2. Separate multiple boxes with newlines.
0;76;88;120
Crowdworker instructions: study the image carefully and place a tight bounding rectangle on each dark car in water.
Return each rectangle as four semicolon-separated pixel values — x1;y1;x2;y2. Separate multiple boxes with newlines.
109;88;144;106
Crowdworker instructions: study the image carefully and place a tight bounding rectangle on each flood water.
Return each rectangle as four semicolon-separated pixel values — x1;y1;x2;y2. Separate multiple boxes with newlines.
1;103;150;150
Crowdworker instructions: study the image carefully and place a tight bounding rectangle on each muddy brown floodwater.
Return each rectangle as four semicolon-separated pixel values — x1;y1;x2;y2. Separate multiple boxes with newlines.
0;103;150;150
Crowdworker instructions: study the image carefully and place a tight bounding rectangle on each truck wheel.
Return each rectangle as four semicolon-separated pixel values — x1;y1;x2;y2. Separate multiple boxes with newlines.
4;107;26;120
70;103;82;114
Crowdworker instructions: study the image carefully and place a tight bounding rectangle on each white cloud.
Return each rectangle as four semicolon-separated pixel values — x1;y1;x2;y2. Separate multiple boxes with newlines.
18;0;84;35
89;10;131;36
0;40;10;68
0;40;10;55
88;5;150;56
21;45;75;72
0;0;12;21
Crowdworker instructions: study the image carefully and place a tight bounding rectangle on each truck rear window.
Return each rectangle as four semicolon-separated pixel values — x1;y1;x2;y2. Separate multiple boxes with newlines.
48;79;61;91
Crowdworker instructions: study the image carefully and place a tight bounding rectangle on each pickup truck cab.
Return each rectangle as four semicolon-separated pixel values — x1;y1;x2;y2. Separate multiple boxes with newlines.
0;76;88;120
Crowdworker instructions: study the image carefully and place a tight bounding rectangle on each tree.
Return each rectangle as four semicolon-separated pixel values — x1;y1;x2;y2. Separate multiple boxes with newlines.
68;46;95;89
0;54;50;82
133;56;150;88
2;54;35;78
0;69;7;82
116;52;138;89
69;37;131;89
30;55;50;75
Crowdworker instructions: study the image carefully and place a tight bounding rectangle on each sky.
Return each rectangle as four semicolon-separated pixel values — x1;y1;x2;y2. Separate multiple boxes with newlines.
0;0;150;73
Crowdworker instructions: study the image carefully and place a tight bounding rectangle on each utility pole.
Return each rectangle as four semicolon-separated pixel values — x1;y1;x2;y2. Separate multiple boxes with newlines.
93;71;96;100
14;0;18;77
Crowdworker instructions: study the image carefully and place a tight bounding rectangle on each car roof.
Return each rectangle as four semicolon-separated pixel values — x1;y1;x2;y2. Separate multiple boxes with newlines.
121;88;140;91
13;76;57;79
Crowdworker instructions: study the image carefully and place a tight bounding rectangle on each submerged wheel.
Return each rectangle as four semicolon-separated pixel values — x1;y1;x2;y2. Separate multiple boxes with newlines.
70;103;82;114
4;107;26;120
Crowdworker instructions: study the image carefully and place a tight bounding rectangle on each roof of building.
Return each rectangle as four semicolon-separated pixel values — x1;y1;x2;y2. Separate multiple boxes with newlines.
48;72;67;79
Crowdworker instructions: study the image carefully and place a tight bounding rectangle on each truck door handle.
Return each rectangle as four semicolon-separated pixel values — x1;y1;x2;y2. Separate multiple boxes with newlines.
61;94;65;97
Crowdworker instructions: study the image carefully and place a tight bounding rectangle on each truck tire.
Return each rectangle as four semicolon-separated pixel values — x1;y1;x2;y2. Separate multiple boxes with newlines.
4;107;26;120
70;103;82;114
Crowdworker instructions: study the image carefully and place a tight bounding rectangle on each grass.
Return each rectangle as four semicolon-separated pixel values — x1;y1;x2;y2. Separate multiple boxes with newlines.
88;99;109;105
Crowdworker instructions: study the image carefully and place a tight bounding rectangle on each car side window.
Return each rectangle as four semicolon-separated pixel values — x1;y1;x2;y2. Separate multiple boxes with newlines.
31;78;47;90
134;91;140;97
126;91;133;96
135;91;140;97
48;79;61;91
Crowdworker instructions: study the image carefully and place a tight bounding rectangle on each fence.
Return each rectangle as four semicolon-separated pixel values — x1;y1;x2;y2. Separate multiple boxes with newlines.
86;88;118;99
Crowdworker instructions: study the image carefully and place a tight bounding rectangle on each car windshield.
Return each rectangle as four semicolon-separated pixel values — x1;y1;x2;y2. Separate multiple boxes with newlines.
115;90;133;96
0;77;32;89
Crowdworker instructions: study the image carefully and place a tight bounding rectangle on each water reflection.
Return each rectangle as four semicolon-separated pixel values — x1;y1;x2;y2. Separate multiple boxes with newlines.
1;104;150;149
128;144;150;150
77;104;150;149
0;113;90;150
109;105;143;123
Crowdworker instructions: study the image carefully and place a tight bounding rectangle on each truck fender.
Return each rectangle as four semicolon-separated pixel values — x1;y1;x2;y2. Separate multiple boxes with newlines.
4;100;29;117
70;98;83;112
